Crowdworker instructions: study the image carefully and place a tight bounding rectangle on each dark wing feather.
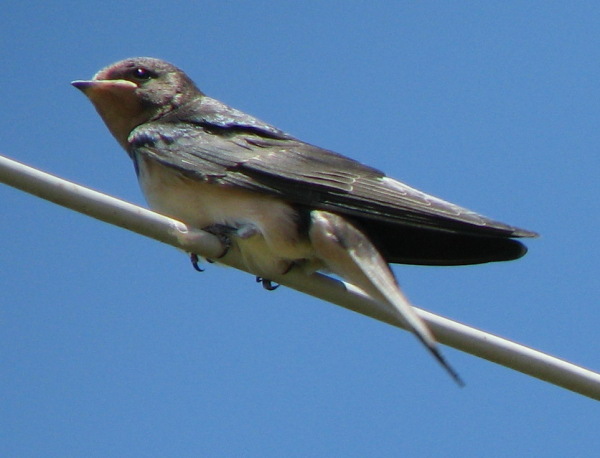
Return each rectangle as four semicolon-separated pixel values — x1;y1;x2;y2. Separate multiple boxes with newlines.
129;96;536;265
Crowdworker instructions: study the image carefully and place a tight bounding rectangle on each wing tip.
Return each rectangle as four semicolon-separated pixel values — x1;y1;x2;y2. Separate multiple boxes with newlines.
510;227;539;238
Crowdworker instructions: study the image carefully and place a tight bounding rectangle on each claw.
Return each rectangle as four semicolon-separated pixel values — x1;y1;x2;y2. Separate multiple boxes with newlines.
190;253;204;272
256;277;280;291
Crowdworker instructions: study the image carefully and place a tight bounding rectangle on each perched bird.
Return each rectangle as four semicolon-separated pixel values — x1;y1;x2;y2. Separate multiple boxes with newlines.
73;57;537;385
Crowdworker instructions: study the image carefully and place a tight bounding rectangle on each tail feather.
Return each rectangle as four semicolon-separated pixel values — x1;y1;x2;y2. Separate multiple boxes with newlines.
309;210;464;386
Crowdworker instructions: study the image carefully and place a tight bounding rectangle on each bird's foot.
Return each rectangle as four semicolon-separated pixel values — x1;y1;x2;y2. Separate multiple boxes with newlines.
255;262;296;291
201;224;235;260
202;223;260;262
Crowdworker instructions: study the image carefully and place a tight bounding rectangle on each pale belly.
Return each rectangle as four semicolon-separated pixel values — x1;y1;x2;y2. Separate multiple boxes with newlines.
136;156;317;277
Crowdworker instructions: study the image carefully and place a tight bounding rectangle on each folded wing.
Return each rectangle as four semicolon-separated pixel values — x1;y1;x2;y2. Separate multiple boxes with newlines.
129;96;537;265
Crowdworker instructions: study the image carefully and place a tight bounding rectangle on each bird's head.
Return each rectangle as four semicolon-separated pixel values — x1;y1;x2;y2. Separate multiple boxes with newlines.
72;57;202;149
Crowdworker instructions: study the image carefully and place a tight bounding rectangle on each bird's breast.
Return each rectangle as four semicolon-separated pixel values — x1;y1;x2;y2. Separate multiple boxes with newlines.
135;155;316;275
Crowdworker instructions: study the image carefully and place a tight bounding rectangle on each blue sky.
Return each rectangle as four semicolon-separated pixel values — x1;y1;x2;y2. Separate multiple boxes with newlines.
2;1;599;456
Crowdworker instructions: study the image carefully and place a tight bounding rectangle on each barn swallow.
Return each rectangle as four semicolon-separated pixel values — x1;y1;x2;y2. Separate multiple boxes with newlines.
73;57;537;385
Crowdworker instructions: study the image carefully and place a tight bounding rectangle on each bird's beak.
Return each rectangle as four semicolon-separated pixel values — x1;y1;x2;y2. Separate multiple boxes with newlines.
71;79;138;96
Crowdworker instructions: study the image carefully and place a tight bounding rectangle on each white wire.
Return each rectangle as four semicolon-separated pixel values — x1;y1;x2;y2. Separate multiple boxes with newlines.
2;153;600;400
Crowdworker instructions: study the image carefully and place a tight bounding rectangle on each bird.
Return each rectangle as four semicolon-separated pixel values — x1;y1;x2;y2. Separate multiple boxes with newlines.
72;57;537;385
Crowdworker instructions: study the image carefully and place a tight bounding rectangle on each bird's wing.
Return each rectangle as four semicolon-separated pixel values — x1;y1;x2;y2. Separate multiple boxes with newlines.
129;96;536;240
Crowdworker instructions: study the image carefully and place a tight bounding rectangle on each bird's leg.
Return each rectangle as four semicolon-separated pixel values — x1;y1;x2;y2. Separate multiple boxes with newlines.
201;222;261;262
203;222;292;292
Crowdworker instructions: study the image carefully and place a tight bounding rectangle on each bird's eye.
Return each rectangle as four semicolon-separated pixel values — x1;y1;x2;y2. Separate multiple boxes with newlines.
132;67;153;80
